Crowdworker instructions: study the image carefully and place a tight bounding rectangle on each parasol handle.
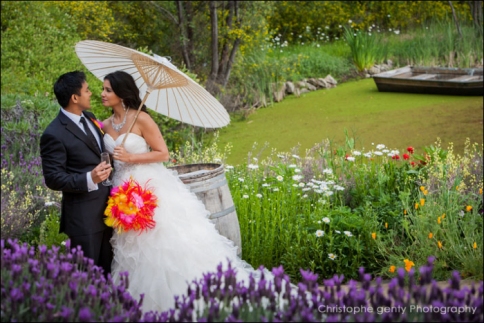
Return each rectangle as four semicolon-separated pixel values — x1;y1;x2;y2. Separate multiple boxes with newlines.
120;90;151;147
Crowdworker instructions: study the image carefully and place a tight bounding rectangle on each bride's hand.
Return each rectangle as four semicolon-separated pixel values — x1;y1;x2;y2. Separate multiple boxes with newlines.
113;146;130;162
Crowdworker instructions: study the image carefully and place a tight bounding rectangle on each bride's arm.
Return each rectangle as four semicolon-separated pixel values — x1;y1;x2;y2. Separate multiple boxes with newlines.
113;111;170;163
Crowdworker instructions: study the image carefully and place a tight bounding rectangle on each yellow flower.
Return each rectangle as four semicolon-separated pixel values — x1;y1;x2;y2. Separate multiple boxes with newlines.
466;205;472;212
371;232;376;240
385;222;388;229
473;242;477;249
428;232;433;239
442;213;446;219
389;265;396;273
423;190;428;195
420;199;425;206
456;185;459;191
479;188;482;195
420;186;425;192
437;241;443;249
404;209;407;215
437;217;441;224
415;203;419;210
404;259;415;272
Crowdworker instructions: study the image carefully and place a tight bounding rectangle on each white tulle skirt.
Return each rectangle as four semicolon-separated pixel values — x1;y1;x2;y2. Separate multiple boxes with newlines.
109;161;254;313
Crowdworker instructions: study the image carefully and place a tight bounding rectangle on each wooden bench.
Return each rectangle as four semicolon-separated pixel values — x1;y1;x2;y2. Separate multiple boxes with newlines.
410;74;437;80
449;75;481;82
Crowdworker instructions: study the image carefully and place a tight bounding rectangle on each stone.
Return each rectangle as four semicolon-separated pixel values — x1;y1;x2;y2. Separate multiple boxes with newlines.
324;75;337;85
369;66;381;75
271;82;286;102
285;81;295;94
306;83;317;91
317;78;329;88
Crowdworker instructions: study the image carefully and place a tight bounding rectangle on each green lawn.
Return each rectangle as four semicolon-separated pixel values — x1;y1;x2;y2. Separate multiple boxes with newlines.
216;78;483;165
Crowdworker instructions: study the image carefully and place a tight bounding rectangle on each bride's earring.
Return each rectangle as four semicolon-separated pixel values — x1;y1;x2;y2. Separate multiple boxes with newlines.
121;100;126;111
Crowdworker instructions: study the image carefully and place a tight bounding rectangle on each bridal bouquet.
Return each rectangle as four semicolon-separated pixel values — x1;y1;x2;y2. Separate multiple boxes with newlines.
104;177;158;233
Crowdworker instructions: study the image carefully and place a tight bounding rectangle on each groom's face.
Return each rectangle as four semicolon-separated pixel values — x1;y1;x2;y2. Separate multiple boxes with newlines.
75;81;92;110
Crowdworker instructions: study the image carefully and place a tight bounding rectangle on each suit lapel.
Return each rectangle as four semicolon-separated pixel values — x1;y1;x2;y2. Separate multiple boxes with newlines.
58;112;101;157
83;112;106;152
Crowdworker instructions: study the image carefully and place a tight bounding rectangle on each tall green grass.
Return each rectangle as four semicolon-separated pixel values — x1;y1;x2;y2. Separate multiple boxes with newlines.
342;26;386;72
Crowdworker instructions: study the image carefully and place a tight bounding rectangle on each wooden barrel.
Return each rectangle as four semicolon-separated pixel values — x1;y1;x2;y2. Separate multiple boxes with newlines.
168;163;242;256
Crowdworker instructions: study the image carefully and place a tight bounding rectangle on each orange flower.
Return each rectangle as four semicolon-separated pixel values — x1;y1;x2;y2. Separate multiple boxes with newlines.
389;265;396;273
404;209;407;215
437;241;443;249
404;259;415;272
371;232;376;240
437;217;441;224
428;232;433;239
415;203;419;210
420;186;425;192
420;199;425;206
423;190;428;195
466;205;472;212
442;213;446;219
473;242;477;249
385;222;388;229
479;188;482;195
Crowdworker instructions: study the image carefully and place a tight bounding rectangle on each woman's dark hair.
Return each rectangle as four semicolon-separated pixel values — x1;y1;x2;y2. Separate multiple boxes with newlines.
54;71;86;108
104;71;148;113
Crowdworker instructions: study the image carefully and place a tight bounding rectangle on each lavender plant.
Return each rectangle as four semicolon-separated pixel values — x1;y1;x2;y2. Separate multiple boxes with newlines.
1;238;145;322
157;257;483;322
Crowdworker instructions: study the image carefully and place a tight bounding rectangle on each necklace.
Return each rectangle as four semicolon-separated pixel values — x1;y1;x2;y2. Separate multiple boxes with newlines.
112;109;128;132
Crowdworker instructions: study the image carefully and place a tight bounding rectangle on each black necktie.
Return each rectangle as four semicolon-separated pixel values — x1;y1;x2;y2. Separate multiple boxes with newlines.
80;117;100;153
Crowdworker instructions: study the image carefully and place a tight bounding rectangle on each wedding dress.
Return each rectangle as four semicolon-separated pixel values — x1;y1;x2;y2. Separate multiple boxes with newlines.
104;133;257;313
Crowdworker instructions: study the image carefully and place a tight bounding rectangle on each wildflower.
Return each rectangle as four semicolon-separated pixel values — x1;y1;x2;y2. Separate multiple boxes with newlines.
420;199;425;206
288;164;297;168
410;161;416;167
437;216;441;224
276;175;283;182
428;233;433;239
322;217;330;224
353;150;361;156
248;164;259;170
322;168;333;174
335;230;341;234
385;222;388;229
442;213;446;219
294;168;301;173
389;265;396;273
376;144;385;150
225;165;234;170
238;178;244;182
437;241;443;249
404;259;415;272
404;209;407;215
298;182;305;187
328;253;337;260
346;156;355;162
415;203;419;210
407;146;414;154
459;210;465;217
343;231;353;237
371;232;376;240
423;190;428;195
473;242;477;249
456;185;459;191
292;154;300;159
315;230;325;237
479;188;483;194
242;194;249;199
273;188;279;192
466;205;472;212
44;201;56;207
403;153;410;160
292;175;303;181
420;186;425;192
256;194;262;198
391;154;400;160
262;183;270;187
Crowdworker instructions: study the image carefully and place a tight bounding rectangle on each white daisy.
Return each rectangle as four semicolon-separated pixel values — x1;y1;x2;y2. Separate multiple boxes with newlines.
328;253;337;260
242;194;249;199
316;230;325;237
343;231;353;237
292;175;303;181
276;175;284;182
322;217;330;224
256;193;262;198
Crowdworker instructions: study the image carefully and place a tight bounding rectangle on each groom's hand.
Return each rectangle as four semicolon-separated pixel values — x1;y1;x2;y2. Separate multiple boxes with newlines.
92;161;112;184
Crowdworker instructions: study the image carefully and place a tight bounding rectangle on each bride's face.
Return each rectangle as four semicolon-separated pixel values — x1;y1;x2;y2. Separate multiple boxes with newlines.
101;80;122;108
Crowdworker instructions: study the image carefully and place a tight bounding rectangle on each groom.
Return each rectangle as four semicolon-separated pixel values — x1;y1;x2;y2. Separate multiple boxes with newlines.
40;71;113;277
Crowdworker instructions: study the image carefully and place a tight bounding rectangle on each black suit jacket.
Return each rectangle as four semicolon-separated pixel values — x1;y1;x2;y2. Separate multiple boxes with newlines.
40;110;111;236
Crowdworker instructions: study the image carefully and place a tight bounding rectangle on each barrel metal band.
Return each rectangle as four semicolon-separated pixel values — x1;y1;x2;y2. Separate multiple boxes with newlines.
208;205;236;219
189;175;227;193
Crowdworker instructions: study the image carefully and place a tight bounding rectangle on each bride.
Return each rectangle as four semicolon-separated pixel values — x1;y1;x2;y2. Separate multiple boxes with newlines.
101;71;256;313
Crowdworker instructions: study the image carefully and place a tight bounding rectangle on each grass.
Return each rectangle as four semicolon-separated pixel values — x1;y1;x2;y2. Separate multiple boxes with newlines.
216;78;483;165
